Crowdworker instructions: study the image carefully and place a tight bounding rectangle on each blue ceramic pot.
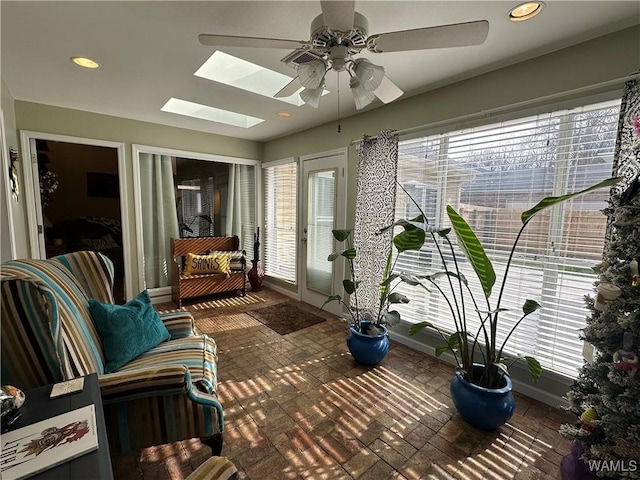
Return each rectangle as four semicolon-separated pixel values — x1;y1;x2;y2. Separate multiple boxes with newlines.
450;364;515;430
346;321;389;366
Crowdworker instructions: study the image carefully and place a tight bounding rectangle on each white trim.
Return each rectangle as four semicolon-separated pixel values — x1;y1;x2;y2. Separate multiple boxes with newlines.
131;143;260;298
132;144;258;166
18;131;130;296
261;157;296;169
0;111;16;259
298;147;348;311
261;279;300;301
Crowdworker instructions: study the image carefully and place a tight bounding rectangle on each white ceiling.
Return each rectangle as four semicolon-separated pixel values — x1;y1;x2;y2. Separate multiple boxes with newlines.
2;1;638;142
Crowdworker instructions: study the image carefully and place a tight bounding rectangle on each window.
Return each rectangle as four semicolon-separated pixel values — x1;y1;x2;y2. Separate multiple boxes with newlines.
394;99;621;378
263;161;298;283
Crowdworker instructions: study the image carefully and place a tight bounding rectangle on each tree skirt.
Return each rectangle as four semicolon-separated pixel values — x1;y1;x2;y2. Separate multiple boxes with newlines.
247;303;326;335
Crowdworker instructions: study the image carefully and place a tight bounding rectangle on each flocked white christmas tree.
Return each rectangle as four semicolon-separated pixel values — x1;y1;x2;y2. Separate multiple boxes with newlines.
561;77;640;479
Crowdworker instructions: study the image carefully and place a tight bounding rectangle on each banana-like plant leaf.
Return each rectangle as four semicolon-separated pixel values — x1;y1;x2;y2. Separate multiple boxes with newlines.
522;299;541;315
448;332;462;349
343;280;357;294
436;228;451;237
383;310;401;326
408;321;433;336
342;248;356;259
399;274;421;286
332;229;352;241
446;205;496;298
320;295;342;310
435;345;451;357
393;228;426;253
327;251;340;261
379;215;426;234
381;273;400;286
521;177;622;225
419;271;468;287
524;356;542;381
388;292;409;304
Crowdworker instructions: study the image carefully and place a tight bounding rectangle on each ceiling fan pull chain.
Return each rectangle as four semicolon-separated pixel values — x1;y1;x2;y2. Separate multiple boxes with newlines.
337;70;341;133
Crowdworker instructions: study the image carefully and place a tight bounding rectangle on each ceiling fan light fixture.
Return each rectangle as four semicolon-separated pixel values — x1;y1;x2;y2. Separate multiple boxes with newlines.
300;85;324;108
353;58;385;91
508;2;544;21
350;76;376;110
297;60;327;89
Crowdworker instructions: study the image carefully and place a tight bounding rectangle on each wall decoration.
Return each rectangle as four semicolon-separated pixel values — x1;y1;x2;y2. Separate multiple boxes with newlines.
8;148;18;201
86;172;119;198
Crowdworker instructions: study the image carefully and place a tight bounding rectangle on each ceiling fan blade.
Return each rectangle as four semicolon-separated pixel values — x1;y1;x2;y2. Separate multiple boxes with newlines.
199;34;308;50
320;0;355;32
274;77;302;98
373;75;403;104
367;20;489;53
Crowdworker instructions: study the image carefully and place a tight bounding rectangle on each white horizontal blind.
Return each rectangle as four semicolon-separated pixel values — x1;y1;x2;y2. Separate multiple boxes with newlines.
394;99;621;378
263;162;298;283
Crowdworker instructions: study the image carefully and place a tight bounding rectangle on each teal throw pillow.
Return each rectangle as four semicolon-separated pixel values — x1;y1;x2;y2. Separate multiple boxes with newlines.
89;290;171;373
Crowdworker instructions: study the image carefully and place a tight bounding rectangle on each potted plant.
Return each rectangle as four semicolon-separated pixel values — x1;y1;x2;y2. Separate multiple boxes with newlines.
383;177;620;429
321;228;419;366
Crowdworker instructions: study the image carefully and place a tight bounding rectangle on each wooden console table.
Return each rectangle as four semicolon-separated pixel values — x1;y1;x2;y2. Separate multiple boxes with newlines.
7;373;114;479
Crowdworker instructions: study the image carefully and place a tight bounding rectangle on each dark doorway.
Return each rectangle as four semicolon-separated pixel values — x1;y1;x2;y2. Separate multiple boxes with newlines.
37;139;125;304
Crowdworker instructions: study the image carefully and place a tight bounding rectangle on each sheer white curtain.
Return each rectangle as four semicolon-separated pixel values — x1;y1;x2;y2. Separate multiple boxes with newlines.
226;163;255;254
139;153;179;288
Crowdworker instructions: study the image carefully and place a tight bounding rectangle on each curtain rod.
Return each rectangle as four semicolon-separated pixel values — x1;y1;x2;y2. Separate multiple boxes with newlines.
350;73;640;146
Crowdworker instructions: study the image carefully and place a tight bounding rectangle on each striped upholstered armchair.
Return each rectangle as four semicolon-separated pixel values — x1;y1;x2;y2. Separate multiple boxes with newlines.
0;251;224;455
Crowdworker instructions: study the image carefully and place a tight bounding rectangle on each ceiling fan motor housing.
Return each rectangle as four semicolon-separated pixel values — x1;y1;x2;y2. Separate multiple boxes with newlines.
310;11;369;54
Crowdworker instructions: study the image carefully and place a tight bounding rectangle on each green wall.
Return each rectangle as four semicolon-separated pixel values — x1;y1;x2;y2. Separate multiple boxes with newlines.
264;25;640;226
12;102;262;291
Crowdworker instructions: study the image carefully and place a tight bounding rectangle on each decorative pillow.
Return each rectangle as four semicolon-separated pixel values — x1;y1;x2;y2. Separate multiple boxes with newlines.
183;253;231;275
209;250;246;270
89;290;170;373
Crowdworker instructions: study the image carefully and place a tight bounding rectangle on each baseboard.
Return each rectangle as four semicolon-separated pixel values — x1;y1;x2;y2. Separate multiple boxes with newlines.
387;330;569;409
261;280;300;300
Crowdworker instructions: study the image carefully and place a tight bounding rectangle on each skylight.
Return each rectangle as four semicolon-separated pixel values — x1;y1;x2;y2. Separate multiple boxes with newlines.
194;51;327;106
161;98;264;128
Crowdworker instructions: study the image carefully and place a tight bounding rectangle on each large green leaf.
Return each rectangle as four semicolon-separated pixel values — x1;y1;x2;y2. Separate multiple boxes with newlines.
332;229;352;241
383;310;401;326
320;295;342;310
341;248;356;260
435;345;451;357
408;321;433;336
522;299;541;315
446;205;496;298
388;292;409;304
393;228;426;252
524;356;542;381
521;177;621;225
343;280;357;294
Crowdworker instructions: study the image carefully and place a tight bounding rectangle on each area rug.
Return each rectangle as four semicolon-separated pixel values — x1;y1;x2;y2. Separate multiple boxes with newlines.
246;302;326;335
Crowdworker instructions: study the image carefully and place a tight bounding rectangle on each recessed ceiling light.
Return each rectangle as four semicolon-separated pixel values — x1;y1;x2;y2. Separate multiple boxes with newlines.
277;112;291;118
70;56;100;69
508;2;544;21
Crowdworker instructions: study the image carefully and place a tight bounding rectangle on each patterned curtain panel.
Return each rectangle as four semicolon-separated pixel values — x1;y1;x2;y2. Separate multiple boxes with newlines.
353;130;399;320
613;76;640;188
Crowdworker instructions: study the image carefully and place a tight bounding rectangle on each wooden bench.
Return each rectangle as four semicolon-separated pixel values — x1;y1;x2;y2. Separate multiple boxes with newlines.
171;236;246;307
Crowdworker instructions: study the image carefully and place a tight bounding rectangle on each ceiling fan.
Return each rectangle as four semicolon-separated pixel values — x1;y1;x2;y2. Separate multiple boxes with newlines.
199;1;489;110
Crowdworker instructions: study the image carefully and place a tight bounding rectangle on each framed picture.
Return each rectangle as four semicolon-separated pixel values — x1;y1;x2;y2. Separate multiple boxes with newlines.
86;172;119;198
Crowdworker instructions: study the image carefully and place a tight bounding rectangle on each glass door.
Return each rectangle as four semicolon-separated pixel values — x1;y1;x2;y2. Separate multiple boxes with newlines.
300;149;347;314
